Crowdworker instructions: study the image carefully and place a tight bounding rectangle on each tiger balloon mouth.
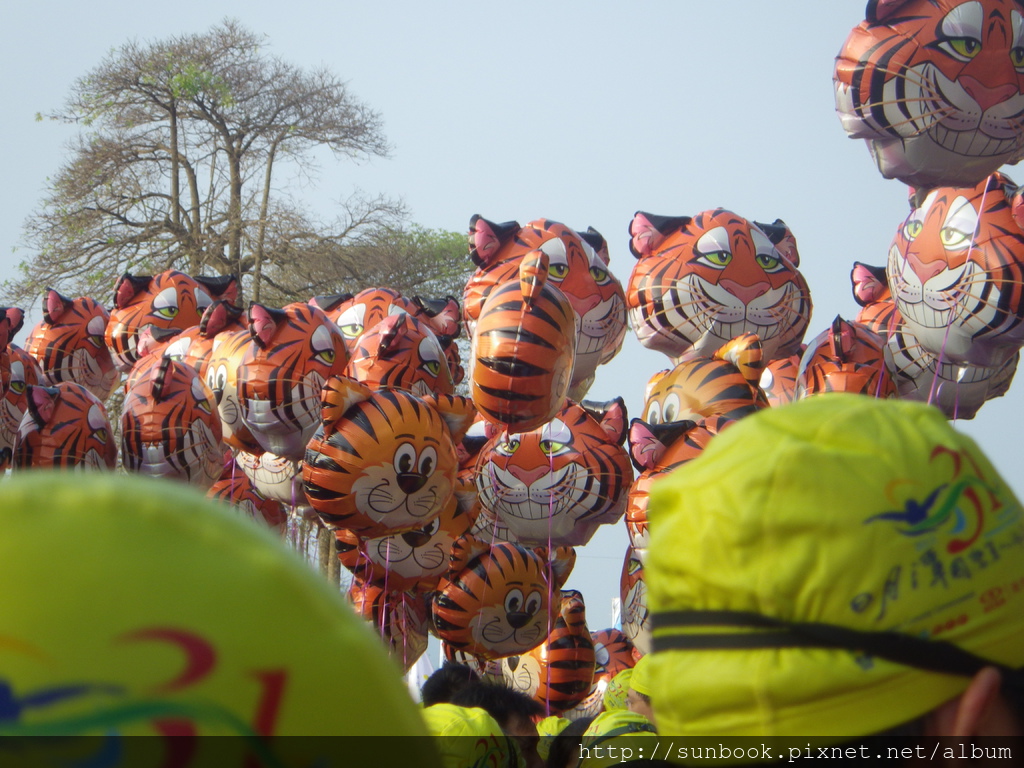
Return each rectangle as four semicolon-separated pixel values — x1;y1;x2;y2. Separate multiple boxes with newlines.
481;461;600;521
353;468;445;522
477;614;546;647
373;537;447;570
888;246;994;333
577;296;626;352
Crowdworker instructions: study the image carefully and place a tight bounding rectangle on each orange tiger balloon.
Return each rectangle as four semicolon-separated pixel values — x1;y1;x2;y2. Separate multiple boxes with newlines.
0;344;42;465
205;328;262;454
348;579;431;674
475;398;632;547
835;0;1024;187
641;333;767;426
303;377;475;538
502;589;595;714
121;356;224;488
344;312;457;396
13;382;117;470
23;290;118;401
238;302;349;459
432;536;573;660
627;211;811;363
620;545;650;656
570;628;637;719
470;251;576;432
887;173;1024;368
105;271;236;372
335;481;480;593
796;316;898;399
465;217;627;399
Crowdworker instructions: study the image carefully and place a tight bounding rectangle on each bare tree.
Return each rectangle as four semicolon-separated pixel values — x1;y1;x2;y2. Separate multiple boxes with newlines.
8;19;407;308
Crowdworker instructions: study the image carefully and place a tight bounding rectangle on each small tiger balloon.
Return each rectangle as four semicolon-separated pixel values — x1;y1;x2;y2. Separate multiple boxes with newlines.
121;356;224;489
22;290;118;401
796;316;897;399
502;589;595;714
344;312;457;396
13;382;117;470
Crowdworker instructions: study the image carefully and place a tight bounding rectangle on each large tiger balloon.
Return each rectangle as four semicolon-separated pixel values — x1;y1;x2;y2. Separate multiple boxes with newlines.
835;0;1024;187
627;211;812;363
105;271;236;372
475;398;632;547
431;536;572;660
13;382;117;470
470;251;576;431
887;173;1024;369
205;329;262;454
465;216;627;399
502;590;595;714
22;290;118;401
121;356;224;489
0;345;42;465
237;302;349;459
303;377;475;538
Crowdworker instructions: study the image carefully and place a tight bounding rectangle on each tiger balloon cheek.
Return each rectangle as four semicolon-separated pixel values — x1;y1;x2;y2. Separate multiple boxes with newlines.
431;540;555;660
303;384;466;539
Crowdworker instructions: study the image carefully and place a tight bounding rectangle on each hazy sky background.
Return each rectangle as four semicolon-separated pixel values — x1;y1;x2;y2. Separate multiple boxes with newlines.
2;2;1019;631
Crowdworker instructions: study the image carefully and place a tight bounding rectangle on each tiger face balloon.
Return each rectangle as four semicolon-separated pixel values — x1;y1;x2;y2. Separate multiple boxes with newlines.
835;0;1024;187
121;356;224;489
627;211;811;364
887;173;1024;368
501;589;595;714
475;398;632;547
344;312;457;396
13;382;116;470
105;271;236;372
465;217;627;399
23;290;118;401
431;537;569;660
238;303;349;459
795;316;898;399
303;377;475;538
205;329;261;454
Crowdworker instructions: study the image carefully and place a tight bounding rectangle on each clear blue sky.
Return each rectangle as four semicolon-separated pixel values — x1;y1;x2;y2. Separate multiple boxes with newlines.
3;2;1020;630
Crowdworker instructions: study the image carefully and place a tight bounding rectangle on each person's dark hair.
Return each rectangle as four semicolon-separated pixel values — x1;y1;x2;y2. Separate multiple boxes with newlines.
630;690;651;705
420;662;480;706
449;680;544;728
545;715;594;768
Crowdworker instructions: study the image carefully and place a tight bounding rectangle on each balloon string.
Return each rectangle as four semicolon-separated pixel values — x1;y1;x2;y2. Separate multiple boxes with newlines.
545;439;555;719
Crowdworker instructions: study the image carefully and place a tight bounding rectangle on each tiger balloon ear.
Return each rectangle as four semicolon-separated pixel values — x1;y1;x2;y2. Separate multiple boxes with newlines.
43;289;74;325
628;418;697;472
716;333;764;388
26;385;60;429
448;533;490;576
581;397;628;446
469;215;520;267
200;300;244;338
320;375;372;429
578;226;611;266
195;274;238;305
113;273;153;310
867;0;914;23
1;307;24;338
412;296;462;339
248;304;289;349
851;262;890;307
423;393;477;442
628;212;692;259
754;218;800;267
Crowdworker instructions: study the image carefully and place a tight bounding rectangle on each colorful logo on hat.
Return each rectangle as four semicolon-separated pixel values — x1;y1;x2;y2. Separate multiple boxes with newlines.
864;446;1002;554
